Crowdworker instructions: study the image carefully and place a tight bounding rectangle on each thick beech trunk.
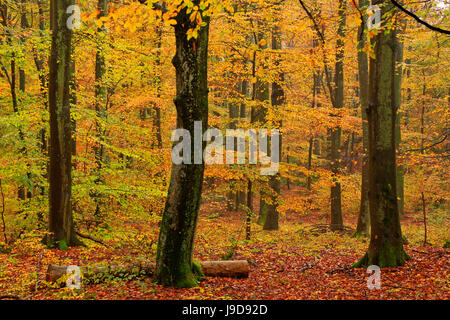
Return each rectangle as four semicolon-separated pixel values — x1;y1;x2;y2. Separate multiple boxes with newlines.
154;8;210;288
354;0;409;268
47;0;78;247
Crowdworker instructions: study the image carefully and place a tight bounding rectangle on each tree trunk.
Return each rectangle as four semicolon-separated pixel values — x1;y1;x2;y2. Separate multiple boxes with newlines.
330;0;346;231
395;28;405;217
246;179;252;240
355;0;370;236
252;31;270;227
93;0;109;219
233;80;248;211
153;21;163;149
226;81;240;211
421;192;427;246
47;0;78;247
307;37;321;191
154;8;210;288
263;22;284;231
353;0;409;268
19;1;32;200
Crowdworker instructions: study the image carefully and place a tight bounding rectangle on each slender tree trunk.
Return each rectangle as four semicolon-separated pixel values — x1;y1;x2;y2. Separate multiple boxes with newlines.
355;0;370;236
420;75;428;246
246;179;252;240
395;28;405;217
93;0;109;219
154;8;210;288
153;21;163;149
307;135;313;190
421;191;427;246
251;31;270;226
330;0;346;231
234;80;248;211
33;0;47;218
226;80;240;212
36;0;48;201
47;0;78;247
263;19;284;231
354;0;409;267
19;0;32;200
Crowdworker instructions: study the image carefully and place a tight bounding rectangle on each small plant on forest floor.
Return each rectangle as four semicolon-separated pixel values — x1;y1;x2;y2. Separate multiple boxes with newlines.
221;236;238;260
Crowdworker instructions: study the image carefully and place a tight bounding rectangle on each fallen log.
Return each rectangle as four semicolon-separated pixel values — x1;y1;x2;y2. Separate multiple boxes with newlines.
46;260;249;283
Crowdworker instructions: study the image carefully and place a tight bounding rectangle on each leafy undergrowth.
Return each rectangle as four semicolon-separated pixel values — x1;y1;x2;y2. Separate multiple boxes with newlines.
0;194;448;300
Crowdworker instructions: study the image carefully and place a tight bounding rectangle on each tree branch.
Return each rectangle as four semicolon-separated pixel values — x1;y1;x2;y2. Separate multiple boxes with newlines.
390;0;450;34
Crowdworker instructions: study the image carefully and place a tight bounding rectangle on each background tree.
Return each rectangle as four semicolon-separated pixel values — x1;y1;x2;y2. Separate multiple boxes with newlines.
355;0;370;237
329;0;346;231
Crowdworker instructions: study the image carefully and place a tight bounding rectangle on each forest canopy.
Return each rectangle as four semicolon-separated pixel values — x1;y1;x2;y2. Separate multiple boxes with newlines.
0;0;448;300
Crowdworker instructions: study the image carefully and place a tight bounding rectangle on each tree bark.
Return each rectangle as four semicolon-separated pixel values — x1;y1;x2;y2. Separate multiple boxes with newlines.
154;7;210;288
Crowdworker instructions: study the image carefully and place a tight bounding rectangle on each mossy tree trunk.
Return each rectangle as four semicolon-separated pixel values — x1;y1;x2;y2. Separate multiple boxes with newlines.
154;7;210;288
330;0;346;231
354;0;409;268
355;0;370;236
47;0;79;247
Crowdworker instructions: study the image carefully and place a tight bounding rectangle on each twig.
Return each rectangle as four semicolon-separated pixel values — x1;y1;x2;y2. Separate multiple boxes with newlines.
401;134;448;153
411;249;427;254
75;231;109;247
0;295;24;300
298;256;319;272
384;284;416;291
326;265;353;275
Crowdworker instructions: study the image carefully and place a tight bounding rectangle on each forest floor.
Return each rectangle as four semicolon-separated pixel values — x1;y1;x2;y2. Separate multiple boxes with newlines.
0;187;448;300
